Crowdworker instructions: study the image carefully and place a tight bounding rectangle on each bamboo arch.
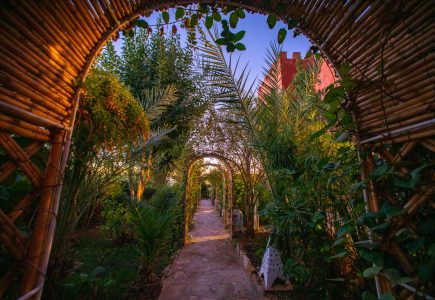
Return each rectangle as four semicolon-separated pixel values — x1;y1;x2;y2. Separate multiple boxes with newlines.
0;1;434;298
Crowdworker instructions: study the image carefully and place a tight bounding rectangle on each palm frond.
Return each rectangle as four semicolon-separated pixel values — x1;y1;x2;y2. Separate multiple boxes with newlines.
138;85;178;124
130;127;176;160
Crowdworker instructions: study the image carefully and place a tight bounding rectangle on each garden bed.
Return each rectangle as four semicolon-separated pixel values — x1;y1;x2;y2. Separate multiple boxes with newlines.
232;231;299;300
51;226;179;300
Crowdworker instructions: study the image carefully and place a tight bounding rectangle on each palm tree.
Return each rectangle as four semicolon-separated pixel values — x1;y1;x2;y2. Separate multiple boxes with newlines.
128;85;179;201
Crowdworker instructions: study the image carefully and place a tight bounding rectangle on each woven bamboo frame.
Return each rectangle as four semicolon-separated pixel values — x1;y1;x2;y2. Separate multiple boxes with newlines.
0;1;433;299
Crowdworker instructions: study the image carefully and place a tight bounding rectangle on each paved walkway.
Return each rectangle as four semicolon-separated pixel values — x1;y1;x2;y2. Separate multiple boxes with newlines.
159;200;260;300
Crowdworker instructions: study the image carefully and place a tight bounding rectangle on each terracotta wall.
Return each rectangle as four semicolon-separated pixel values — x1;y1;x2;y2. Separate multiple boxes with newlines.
258;51;337;96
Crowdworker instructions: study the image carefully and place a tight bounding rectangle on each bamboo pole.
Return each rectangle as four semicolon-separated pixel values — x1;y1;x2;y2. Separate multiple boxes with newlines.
0;29;77;86
348;0;432;59
0;65;72;110
74;0;104;38
370;127;435;147
0;86;68;119
394;141;416;162
0;143;43;183
0;100;66;130
8;193;35;223
0;9;84;72
89;0;111;29
0;121;51;142
0;114;51;137
64;1;99;44
365;112;435;135
378;148;409;177
420;139;435;153
383;182;435;245
0;43;74;97
0;209;26;260
360;119;435;145
2;76;71;115
361;107;435;134
0;132;44;186
20;132;64;295
31;93;82;300
49;1;93;51
16;2;87;66
38;0;91;54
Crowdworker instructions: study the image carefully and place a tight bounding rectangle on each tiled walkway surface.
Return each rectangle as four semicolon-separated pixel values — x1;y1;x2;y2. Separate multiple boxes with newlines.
158;200;260;300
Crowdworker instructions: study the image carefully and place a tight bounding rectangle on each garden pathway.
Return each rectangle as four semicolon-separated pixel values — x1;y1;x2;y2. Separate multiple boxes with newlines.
158;199;260;300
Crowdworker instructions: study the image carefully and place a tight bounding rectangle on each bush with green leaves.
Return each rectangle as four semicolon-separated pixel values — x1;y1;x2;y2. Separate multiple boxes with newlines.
101;196;134;243
62;266;116;300
131;184;184;282
49;68;150;290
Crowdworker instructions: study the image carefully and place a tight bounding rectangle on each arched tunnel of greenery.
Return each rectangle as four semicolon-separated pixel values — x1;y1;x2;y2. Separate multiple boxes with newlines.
0;2;434;300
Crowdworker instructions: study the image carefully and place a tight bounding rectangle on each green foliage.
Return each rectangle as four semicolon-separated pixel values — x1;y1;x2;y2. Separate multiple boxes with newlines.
54;69;149;261
103;26;211;177
352;151;435;293
277;28;287;44
102;196;134;242
132;205;171;271
52;229;139;300
132;185;184;280
214;20;248;53
162;11;170;24
83;68;149;147
62;266;116;300
256;51;365;298
202;37;365;297
267;14;277;29
149;5;297;53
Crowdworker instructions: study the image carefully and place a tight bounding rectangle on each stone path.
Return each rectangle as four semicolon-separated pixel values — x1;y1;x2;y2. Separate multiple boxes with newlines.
159;199;260;300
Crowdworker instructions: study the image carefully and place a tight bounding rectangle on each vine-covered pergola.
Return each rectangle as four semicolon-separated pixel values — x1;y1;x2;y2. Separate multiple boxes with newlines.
0;1;434;298
184;153;235;237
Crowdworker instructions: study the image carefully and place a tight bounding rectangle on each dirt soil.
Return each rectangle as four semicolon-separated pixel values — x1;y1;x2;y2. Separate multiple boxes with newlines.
233;231;269;271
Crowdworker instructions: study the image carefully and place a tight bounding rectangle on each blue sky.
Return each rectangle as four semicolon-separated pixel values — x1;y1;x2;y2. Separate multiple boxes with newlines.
113;9;312;88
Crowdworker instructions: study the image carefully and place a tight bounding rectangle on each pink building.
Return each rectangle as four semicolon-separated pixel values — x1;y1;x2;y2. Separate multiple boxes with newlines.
258;51;337;96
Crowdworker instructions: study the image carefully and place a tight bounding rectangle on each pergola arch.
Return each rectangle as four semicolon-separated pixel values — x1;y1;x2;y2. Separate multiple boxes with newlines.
184;153;235;236
0;1;434;298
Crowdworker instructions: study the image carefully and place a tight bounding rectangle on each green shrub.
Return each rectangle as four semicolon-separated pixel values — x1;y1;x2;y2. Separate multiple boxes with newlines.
101;197;134;243
62;266;116;300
